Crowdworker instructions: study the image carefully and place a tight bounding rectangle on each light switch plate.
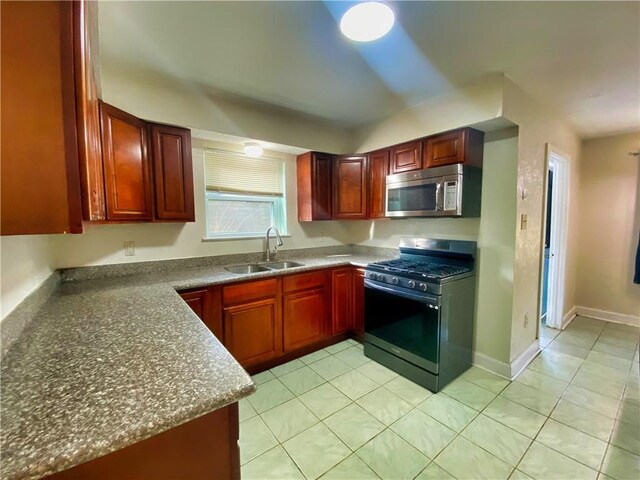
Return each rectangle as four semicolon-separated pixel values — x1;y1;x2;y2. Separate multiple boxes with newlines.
124;241;135;256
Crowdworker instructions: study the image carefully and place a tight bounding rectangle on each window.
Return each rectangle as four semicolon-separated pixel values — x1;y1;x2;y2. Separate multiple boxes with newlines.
204;148;287;238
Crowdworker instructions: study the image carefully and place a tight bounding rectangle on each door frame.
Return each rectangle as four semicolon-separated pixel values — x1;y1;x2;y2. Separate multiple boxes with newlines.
539;144;571;330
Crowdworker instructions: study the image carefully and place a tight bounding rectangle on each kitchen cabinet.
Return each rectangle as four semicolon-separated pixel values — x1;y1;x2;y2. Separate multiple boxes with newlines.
367;149;389;219
390;141;422;174
222;279;282;368
1;0;85;235
150;124;195;221
423;127;484;168
331;268;354;335
333;155;368;219
283;271;329;352
100;102;154;221
297;152;333;221
48;403;240;480
178;287;223;340
352;268;366;336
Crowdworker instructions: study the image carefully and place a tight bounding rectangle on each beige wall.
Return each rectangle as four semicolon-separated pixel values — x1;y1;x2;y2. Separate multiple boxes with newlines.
51;140;354;268
0;235;54;320
574;132;640;317
501;77;583;361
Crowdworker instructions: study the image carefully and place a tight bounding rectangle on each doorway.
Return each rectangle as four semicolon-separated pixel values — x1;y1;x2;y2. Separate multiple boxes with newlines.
540;145;571;331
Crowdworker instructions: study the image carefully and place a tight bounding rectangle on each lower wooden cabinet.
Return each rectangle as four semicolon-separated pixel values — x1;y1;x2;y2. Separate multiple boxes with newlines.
178;287;223;340
331;268;354;335
223;297;282;368
283;271;329;352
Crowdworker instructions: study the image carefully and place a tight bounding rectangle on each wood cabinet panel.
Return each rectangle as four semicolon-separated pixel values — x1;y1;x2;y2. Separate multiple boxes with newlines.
331;268;353;335
352;268;365;336
297;152;333;221
283;270;326;293
48;403;240;480
333;155;368;219
223;298;282;367
150;124;195;222
283;288;328;352
100;102;153;221
368;149;389;219
223;278;278;305
179;287;223;340
1;0;84;235
390;141;422;174
424;128;484;168
74;0;105;221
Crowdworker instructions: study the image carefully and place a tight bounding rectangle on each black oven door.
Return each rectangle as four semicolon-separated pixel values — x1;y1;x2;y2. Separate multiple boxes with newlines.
363;280;441;374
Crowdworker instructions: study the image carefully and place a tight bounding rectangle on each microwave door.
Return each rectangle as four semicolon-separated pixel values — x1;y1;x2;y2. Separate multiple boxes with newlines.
386;177;444;217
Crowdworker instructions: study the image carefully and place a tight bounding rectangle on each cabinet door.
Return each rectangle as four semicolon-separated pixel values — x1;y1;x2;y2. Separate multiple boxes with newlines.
368;150;389;219
223;298;282;368
1;1;84;235
150;124;195;222
331;268;353;335
179;287;223;340
423;128;484;168
352;268;365;336
100;102;153;221
333;155;367;219
283;288;328;352
390;141;422;174
312;153;333;220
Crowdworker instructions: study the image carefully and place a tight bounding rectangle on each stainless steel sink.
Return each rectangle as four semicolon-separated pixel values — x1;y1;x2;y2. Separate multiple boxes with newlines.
224;264;271;274
264;261;305;270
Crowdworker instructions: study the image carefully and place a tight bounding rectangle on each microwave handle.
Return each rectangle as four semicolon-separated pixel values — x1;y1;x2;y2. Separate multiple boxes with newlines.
435;182;443;211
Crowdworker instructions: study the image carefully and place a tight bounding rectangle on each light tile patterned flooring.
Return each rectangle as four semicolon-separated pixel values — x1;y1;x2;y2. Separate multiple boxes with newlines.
239;316;640;479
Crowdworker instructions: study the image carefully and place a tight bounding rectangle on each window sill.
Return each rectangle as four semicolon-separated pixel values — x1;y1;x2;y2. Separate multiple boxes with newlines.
202;234;292;242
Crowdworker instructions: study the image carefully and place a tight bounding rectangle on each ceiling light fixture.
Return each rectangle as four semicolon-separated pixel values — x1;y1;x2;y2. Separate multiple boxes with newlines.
340;2;395;42
243;142;263;157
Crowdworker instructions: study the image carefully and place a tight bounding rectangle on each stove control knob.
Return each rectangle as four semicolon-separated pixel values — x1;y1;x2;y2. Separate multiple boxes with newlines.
368;272;375;279
408;280;416;289
419;283;428;292
378;274;385;282
391;277;399;285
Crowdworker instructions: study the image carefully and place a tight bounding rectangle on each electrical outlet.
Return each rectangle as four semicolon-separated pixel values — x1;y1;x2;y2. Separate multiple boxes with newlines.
124;241;135;256
524;313;529;328
520;214;528;230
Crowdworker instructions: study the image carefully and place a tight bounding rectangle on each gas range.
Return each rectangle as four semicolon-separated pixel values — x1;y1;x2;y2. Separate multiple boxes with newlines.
365;238;475;295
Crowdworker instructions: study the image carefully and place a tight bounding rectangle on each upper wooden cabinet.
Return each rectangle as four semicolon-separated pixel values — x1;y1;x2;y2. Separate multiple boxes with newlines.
423;128;484;168
297;152;333;221
333;155;368;220
150;124;195;222
100;102;153;221
98;102;196;223
390;141;422;174
1;1;84;235
368;149;389;219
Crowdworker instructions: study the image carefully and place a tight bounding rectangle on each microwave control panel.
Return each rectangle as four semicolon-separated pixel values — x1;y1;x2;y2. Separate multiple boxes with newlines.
443;181;458;210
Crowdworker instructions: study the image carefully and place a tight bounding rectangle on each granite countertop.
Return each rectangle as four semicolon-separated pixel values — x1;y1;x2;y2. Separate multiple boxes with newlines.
0;249;393;480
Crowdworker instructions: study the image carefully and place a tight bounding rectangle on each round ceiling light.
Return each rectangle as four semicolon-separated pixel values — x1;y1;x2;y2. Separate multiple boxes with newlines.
340;2;395;42
243;142;263;157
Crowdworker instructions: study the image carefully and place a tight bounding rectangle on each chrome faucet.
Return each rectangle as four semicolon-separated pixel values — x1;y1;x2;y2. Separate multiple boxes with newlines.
265;226;283;262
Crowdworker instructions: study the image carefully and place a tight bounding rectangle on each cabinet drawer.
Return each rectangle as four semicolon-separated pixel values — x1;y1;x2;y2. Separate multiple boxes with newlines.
223;278;278;305
283;271;326;293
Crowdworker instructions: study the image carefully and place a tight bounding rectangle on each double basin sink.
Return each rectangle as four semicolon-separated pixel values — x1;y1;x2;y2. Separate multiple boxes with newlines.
224;261;305;274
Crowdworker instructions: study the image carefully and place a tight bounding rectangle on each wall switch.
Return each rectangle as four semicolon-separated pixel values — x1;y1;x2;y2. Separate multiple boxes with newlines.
520;214;528;230
524;313;529;328
124;241;135;256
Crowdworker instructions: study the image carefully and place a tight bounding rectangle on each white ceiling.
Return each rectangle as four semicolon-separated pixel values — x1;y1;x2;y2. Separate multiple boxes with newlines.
99;1;640;138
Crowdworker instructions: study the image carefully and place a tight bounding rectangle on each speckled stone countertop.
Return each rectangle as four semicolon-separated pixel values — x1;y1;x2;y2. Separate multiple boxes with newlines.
0;249;394;480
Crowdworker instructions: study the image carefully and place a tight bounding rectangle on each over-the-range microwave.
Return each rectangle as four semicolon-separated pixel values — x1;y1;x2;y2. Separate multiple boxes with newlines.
385;164;482;218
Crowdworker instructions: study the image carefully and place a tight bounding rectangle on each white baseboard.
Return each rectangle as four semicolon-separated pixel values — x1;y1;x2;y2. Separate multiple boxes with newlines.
473;341;541;381
562;306;577;330
509;341;541;379
574;306;640;327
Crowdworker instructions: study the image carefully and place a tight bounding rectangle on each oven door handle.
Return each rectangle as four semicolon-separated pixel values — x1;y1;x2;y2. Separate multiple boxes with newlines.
365;279;440;307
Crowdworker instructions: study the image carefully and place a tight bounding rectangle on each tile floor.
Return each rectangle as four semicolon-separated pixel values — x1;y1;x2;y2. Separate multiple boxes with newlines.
239;316;640;479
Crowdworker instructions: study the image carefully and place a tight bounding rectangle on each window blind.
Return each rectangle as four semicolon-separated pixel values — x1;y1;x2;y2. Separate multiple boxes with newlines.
204;148;284;196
